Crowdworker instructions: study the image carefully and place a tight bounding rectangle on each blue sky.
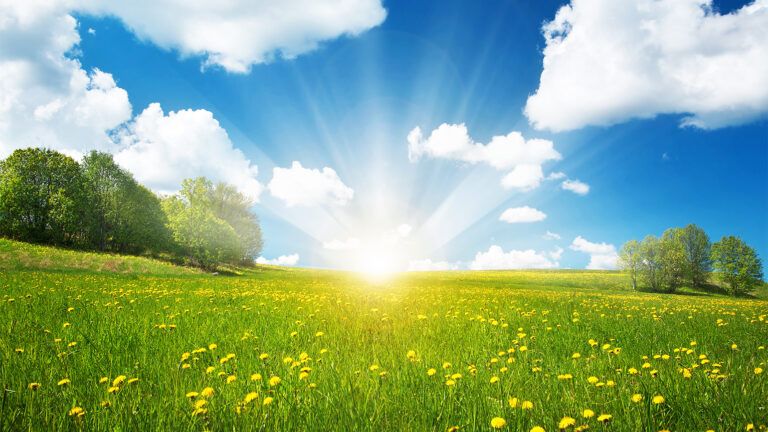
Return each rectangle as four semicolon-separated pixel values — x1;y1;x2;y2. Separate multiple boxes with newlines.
2;0;766;271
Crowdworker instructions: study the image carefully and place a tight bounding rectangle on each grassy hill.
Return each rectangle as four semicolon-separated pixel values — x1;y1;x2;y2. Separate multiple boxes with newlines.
1;239;766;431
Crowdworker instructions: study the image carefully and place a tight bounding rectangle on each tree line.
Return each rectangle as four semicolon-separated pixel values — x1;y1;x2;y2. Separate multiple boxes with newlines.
0;148;262;270
618;224;764;296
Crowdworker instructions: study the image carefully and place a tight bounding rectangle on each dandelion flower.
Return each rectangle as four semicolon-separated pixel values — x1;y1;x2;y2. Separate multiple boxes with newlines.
508;397;518;408
631;394;643;403
597;414;612;423
244;392;258;404
68;406;84;417
186;391;199;399
226;375;237;384
521;401;534;410
427;368;437;376
107;386;120;394
112;375;126;387
490;376;500;384
58;378;71;387
755;367;763;375
200;387;215;398
259;353;269;361
559;416;576;429
28;383;41;391
582;409;594;418
490;417;507;429
531;427;545;432
263;396;274;406
652;395;665;405
269;376;281;387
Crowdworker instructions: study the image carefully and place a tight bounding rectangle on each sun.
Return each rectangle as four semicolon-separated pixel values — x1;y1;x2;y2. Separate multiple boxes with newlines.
354;243;402;280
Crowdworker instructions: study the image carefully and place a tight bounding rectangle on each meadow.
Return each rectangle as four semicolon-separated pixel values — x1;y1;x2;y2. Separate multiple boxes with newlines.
0;239;766;431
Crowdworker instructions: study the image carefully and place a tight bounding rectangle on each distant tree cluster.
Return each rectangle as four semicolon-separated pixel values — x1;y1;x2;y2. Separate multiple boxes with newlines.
0;148;262;270
619;224;764;296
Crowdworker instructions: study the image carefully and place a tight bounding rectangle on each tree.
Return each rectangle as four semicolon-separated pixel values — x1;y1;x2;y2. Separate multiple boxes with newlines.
162;178;245;269
208;182;263;264
680;224;711;288
81;151;171;254
639;235;664;291
659;227;686;292
711;236;764;296
618;239;641;290
0;148;87;245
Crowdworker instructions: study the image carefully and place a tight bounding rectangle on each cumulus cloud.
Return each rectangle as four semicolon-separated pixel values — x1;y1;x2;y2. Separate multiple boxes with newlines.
408;259;460;271
0;3;131;157
469;245;559;270
114;103;263;199
323;237;361;251
256;254;300;266
561;179;590;195
407;123;561;191
499;206;547;223
268;161;354;207
570;236;618;270
74;0;386;73
549;246;564;261
543;230;561;240
525;0;768;131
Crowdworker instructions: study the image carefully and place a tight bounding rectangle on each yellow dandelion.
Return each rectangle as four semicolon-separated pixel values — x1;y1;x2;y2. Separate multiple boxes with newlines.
107;386;120;394
582;409;595;418
186;391;199;399
755;367;763;375
631;394;643;403
259;353;269;360
28;382;41;391
268;376;281;387
559;416;576;429
251;373;263;381
244;392;258;404
652;395;665;405
226;375;237;384
112;375;126;387
597;414;612;423
491;417;507;429
490;376;500;384
531;427;545;432
58;378;71;386
200;387;214;398
68;406;84;417
521;400;534;410
427;368;437;376
508;397;518;408
263;396;274;406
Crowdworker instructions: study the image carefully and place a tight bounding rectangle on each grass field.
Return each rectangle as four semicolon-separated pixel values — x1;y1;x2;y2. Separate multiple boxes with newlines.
1;239;766;431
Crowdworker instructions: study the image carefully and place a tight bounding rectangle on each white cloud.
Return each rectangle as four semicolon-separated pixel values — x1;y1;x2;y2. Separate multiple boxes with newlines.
469;245;559;270
408;259;460;271
499;206;547;223
256;254;300;266
0;3;131;158
268;161;353;207
561;179;590;195
570;236;618;270
407;123;561;191
543;230;561;240
549;246;564;261
525;0;768;131
323;237;361;251
74;0;386;73
114;103;263;199
547;171;567;180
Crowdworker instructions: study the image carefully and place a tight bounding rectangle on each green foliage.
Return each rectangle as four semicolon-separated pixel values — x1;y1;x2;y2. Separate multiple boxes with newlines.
711;236;764;296
81;151;172;254
0;148;88;246
680;224;711;288
618;239;641;290
659;227;686;292
209;182;263;263
162;178;245;269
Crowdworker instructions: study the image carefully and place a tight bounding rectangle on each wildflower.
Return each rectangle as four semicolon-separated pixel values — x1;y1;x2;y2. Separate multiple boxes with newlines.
491;417;507;429
107;386;120;394
112;375;126;387
490;376;500;384
587;376;599;384
268;376;281;387
628;367;638;375
58;378;71;386
559;416;576;429
531;427;545;432
445;379;456;387
315;331;324;337
508;397;518;408
572;353;581;359
755;367;763;375
407;350;417;361
226;375;237;384
427;368;437;376
631;394;643;403
194;399;207;409
209;343;217;350
127;378;139;385
442;362;452;369
582;409;594;418
557;374;573;380
259;353;269;360
200;387;215;398
597;414;612;423
100;401;111;408
192;407;207;416
746;424;754;431
521;401;534;410
99;377;108;384
186;391;199;399
68;406;84;417
251;373;263;381
28;382;41;391
447;426;460;432
244;392;258;404
263;396;274;406
652;395;665;405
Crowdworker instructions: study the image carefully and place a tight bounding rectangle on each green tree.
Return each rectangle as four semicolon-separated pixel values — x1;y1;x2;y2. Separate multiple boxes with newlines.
639;235;664;291
162;178;245;269
618;239;641;290
659;227;686;292
81;151;171;254
0;148;87;245
680;224;711;288
209;182;263;264
711;236;764;296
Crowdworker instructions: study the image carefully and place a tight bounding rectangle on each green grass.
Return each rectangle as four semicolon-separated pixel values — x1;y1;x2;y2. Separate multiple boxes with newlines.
1;241;766;431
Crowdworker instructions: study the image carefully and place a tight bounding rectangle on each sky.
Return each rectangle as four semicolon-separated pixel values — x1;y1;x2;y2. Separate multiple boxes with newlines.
1;0;766;272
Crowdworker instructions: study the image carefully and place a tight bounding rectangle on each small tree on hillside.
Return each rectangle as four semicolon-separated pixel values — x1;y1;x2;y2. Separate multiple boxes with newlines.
711;236;764;296
659;228;686;292
680;224;711;288
618;239;641;290
639;235;664;291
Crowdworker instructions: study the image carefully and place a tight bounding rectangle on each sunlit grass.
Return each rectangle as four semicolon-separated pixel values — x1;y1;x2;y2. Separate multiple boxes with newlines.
0;242;766;431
